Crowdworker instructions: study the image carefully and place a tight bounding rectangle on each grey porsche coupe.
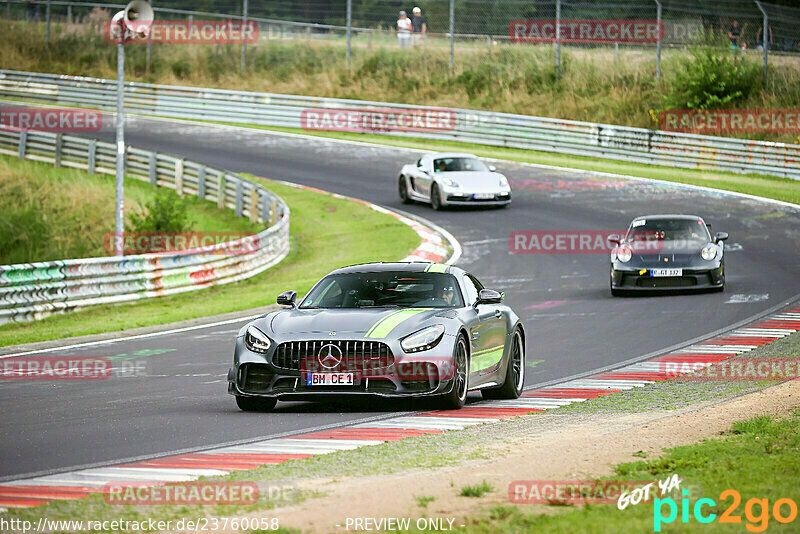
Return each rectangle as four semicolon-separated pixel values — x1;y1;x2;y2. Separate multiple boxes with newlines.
228;262;526;411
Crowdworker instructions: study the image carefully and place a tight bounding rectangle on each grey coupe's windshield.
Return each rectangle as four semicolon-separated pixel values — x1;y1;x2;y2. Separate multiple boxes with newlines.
433;157;488;173
300;272;463;309
625;219;710;243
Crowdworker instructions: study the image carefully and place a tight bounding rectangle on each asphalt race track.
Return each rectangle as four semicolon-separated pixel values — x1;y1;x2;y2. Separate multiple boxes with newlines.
1;114;799;480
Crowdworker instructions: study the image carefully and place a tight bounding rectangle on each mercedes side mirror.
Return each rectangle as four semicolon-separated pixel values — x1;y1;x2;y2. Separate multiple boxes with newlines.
277;290;297;307
714;232;728;243
475;289;503;306
488;165;497;172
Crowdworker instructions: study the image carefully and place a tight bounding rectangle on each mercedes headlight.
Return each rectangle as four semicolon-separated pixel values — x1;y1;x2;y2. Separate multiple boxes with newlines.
616;245;632;263
498;175;509;188
245;325;272;353
701;244;717;261
441;176;459;188
401;324;445;353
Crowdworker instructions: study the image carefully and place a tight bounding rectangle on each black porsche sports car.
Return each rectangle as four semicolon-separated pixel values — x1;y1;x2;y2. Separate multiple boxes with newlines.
608;215;728;296
228;262;526;411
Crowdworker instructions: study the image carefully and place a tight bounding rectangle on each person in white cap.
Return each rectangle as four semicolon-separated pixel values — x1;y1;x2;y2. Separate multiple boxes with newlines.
397;10;412;49
411;7;427;47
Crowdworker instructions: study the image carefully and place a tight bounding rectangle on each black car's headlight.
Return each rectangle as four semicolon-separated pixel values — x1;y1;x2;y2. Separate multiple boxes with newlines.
616;245;632;263
701;244;717;261
401;324;445;353
245;325;272;353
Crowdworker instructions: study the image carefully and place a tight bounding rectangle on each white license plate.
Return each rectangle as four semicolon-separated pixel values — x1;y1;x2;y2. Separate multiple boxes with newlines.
307;373;354;386
473;193;494;200
651;268;682;277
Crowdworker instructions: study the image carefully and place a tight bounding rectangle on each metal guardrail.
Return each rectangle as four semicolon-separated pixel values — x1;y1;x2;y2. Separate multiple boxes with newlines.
0;127;290;325
1;69;797;180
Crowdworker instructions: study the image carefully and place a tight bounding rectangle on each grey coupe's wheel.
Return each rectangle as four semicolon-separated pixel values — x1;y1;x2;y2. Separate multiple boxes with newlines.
440;334;469;409
235;396;277;412
482;329;524;400
399;176;411;204
430;184;443;210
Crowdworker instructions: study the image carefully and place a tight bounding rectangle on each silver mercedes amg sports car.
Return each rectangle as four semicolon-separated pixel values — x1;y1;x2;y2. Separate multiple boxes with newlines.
398;153;512;209
228;262;526;411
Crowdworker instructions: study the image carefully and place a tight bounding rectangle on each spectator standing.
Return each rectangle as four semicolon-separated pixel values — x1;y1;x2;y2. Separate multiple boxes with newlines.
728;20;741;50
397;11;412;49
411;6;427;47
24;0;40;23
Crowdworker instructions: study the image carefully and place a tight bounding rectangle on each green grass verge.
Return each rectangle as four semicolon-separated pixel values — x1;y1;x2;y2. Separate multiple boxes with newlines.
0;175;419;347
0;154;260;264
453;411;800;533
205;122;800;206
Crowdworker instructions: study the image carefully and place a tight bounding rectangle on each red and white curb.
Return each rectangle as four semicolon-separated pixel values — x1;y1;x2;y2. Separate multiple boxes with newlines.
264;178;461;265
1;304;797;510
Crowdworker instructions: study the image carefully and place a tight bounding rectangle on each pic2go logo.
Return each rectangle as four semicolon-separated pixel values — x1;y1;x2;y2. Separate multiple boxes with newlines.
653;489;798;532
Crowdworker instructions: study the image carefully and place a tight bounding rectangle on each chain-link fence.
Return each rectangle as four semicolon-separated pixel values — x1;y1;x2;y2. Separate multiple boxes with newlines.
4;0;800;78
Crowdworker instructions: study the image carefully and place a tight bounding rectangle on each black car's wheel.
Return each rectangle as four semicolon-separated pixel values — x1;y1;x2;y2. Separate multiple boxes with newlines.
440;334;469;409
235;396;277;412
610;269;623;297
398;176;411;204
482;329;524;400
430;183;443;210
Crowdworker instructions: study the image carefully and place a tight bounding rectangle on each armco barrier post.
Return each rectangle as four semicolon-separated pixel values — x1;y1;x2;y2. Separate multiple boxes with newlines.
18;132;27;159
235;180;243;217
270;199;278;226
88;139;97;174
218;174;226;209
54;133;63;168
249;189;258;223
149;152;157;185
261;194;269;224
198;166;206;199
175;159;184;196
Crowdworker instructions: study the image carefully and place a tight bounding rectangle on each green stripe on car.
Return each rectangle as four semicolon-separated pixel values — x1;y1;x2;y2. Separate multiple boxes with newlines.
424;263;449;273
470;344;505;373
365;308;428;339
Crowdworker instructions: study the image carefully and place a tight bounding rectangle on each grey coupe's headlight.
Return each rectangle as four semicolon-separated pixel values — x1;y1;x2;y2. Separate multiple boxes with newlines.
498;175;509;188
616;245;632;263
701;244;717;261
401;324;445;353
441;176;459;188
245;325;272;353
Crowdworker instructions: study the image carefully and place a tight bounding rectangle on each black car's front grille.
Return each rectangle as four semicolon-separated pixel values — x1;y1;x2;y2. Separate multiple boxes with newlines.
272;340;394;373
635;276;696;288
239;363;274;392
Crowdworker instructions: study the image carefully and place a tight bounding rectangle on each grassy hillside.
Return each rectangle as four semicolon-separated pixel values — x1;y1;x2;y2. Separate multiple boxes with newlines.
0;155;261;264
2;20;798;144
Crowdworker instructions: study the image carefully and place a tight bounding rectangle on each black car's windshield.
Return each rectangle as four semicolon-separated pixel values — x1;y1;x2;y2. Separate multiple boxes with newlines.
433;157;488;173
624;219;710;244
300;272;463;309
